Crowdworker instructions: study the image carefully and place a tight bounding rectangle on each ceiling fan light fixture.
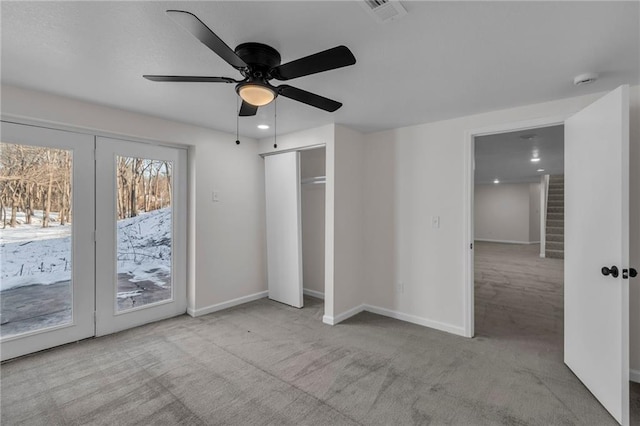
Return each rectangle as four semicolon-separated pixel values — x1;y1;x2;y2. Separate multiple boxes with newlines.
238;83;275;107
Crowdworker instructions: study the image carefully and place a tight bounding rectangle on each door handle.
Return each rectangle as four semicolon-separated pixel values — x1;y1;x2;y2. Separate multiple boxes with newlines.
622;268;637;279
601;266;619;278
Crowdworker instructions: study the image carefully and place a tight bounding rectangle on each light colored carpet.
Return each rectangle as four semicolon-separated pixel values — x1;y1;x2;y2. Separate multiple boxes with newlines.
1;242;638;425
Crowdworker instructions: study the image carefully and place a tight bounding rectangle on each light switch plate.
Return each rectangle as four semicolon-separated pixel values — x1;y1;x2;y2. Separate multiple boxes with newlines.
212;191;220;202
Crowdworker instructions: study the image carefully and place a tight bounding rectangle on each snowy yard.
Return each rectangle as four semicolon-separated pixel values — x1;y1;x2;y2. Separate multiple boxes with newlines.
1;208;172;292
0;208;172;335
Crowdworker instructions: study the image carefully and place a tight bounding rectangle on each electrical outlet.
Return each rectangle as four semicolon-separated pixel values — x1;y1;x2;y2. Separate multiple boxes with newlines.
431;215;440;228
397;281;404;294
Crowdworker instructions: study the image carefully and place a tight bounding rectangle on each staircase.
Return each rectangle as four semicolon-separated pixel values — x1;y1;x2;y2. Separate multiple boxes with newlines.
545;175;564;259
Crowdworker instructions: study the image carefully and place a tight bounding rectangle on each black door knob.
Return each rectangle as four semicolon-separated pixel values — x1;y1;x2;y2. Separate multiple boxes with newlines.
601;266;619;278
631;268;637;278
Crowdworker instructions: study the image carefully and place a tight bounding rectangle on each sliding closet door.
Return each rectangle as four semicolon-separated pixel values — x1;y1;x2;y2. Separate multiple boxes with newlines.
265;152;303;308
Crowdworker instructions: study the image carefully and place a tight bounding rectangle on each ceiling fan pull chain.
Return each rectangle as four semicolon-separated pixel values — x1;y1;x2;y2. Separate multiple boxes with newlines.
273;98;278;149
235;96;240;145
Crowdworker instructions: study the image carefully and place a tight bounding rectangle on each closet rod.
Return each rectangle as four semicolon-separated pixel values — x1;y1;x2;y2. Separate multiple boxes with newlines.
301;176;326;185
259;143;326;158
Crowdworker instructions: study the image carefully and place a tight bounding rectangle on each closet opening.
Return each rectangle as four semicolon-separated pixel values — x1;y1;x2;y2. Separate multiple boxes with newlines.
263;145;327;317
300;147;326;315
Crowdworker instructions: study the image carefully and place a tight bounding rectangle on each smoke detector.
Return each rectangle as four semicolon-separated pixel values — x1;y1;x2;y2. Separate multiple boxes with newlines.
361;0;407;23
573;72;599;86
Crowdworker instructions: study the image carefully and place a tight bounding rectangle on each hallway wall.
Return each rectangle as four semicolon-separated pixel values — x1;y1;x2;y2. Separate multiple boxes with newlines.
475;182;539;243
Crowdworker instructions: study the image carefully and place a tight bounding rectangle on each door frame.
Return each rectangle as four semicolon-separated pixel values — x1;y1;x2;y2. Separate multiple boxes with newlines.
95;137;188;336
0;120;96;360
462;114;569;338
0;116;193;357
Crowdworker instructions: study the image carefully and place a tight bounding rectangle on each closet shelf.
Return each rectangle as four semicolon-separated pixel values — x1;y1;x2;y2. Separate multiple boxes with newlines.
301;176;326;185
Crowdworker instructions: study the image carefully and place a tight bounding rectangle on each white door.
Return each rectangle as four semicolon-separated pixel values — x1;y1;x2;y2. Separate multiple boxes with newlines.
0;122;94;360
265;152;303;308
564;85;630;425
95;137;187;335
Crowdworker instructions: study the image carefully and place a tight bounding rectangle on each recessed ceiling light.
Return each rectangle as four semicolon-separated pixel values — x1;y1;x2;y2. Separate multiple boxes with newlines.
574;72;599;86
257;124;270;130
537;168;545;172
530;158;541;162
519;134;537;141
493;179;500;184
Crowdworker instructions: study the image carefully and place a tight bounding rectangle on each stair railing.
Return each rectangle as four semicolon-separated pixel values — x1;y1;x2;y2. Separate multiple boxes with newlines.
540;174;550;257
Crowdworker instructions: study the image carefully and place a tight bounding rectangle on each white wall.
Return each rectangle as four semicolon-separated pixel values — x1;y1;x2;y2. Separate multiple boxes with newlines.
474;183;532;243
363;87;640;375
1;85;267;315
333;125;365;317
529;183;541;243
300;148;325;295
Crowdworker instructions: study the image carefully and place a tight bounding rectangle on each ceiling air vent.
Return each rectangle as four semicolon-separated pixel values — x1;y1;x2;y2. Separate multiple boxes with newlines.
361;0;407;23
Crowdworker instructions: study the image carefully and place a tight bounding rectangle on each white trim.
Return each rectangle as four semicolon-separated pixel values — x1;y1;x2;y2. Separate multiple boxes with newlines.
463;130;474;338
1;114;190;150
322;315;335;325
323;304;365;325
259;143;326;158
464;114;570;339
323;305;365;325
303;288;325;300
322;303;466;337
475;239;540;245
186;291;268;317
631;369;640;384
364;305;467;337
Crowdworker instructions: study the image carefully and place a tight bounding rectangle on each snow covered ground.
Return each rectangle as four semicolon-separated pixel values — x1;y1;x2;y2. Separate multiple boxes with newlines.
117;207;172;288
0;208;172;292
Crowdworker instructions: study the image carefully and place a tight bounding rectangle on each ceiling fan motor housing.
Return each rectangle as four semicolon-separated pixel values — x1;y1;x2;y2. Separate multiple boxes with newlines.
235;43;281;80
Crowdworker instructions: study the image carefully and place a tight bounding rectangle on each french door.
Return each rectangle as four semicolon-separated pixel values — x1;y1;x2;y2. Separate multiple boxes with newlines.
95;137;187;335
0;122;95;360
0;123;187;360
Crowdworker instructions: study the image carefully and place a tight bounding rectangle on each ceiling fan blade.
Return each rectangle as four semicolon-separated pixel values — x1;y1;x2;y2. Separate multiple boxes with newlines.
166;10;247;69
239;101;258;117
271;46;356;81
143;75;237;83
277;85;342;112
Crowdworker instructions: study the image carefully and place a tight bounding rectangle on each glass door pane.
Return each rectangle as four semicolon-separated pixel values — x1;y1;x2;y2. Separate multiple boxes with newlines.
116;156;172;311
0;121;95;361
0;144;73;337
95;137;186;336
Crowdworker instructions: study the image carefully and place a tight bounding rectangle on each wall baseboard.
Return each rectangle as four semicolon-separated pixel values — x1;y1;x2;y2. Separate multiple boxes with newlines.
303;288;325;300
475;239;539;245
322;303;466;338
631;369;640;384
187;291;268;317
363;305;467;337
323;304;365;325
322;315;333;325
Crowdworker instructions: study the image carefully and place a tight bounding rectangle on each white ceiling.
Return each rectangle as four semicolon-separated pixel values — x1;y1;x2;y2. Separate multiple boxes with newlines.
1;1;638;139
475;125;564;185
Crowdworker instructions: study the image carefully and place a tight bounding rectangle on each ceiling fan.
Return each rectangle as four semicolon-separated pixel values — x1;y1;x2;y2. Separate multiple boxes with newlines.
143;10;356;117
